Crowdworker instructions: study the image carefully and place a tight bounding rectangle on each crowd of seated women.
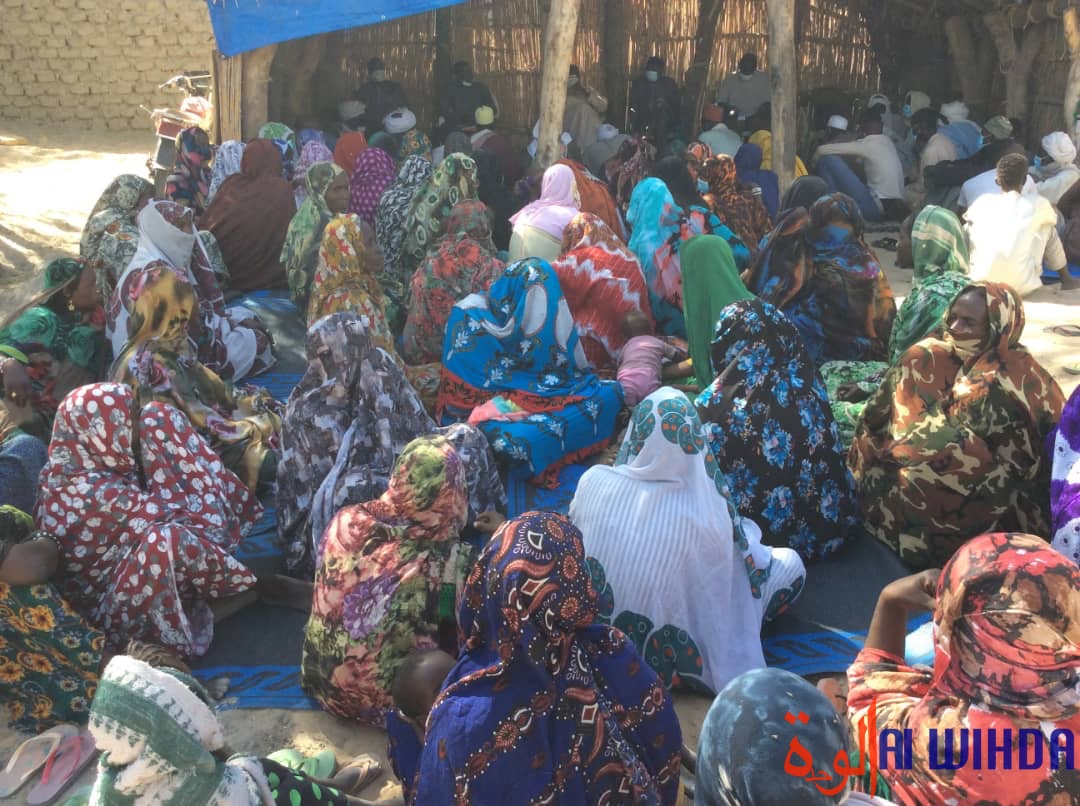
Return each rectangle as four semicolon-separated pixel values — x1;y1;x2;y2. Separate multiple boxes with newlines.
2;99;1080;806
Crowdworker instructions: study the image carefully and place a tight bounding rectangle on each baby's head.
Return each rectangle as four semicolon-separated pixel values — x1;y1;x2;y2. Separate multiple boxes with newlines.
391;648;456;735
622;310;653;339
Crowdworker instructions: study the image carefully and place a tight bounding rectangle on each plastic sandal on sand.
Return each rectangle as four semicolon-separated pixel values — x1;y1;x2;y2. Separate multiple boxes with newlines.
25;729;97;806
1051;324;1080;338
299;749;336;780
0;725;78;798
266;749;304;771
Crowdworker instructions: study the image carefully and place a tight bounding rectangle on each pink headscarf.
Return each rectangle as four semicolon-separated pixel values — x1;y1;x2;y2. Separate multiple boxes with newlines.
349;147;397;228
509;163;581;240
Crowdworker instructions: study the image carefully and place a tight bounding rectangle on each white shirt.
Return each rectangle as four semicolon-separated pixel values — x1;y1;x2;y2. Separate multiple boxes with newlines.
1035;163;1080;205
697;124;743;157
715;71;771;118
965;190;1066;297
815;133;905;200
958;168;1037;209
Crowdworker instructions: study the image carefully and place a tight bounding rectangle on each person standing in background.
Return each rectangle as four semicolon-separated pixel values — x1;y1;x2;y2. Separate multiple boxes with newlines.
357;57;408;131
715;52;771;121
563;65;607;153
628;55;681;143
438;61;498;137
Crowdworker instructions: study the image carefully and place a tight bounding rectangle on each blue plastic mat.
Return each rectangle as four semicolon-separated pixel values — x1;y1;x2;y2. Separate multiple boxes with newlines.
194;665;320;711
506;464;588;518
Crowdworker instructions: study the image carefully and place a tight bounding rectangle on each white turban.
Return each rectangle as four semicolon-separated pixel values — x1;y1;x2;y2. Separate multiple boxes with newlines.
1043;131;1078;165
597;123;620;142
868;93;890;112
383;108;415;134
827;115;849;131
941;101;969;124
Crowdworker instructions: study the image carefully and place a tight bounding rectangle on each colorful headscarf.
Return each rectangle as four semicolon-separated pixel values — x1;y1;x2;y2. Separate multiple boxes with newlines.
307;213;385;331
281;162;346;310
348;147;397;228
80;174;154;296
889;205;970;362
686;140;713;178
699;299;860;561
548;212;652;369
297;128;326;149
375;156;433;284
258;121;295;149
733;142;780;221
207;140;244;203
848;532;1080;805
697;668;851;805
402;200;504;365
509;163;581;240
850;282;1064;568
410;512;683;804
399;154;480;280
399;128;432;162
702;154;773;254
334;131;368;173
614;136;657;211
165;127;212;217
301;435;470;725
293;141;335;208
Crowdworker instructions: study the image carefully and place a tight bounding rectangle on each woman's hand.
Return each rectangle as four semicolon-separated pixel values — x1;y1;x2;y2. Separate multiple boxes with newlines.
836;382;871;404
474;512;507;533
881;569;940;614
1;359;32;409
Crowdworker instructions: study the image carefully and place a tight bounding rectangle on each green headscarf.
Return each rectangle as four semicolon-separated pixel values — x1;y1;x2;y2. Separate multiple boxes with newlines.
258;121;296;150
888;205;970;362
44;257;85;291
681;235;754;387
281;161;346;310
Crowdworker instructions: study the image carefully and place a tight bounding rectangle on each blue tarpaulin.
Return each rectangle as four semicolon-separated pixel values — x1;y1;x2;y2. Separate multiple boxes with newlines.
205;0;467;57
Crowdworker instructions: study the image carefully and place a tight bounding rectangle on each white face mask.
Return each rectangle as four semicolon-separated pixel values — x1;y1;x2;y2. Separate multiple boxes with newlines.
645;70;659;82
372;70;386;82
567;75;579;88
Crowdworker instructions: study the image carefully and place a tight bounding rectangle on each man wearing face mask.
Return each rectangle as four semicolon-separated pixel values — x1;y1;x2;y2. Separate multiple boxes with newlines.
628;56;681;142
715;52;771;121
438;60;498;137
357;57;408;131
563;65;607;153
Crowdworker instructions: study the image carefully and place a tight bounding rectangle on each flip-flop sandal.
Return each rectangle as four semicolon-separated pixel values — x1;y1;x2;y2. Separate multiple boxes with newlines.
872;237;898;251
25;730;97;806
334;756;382;795
1064;363;1080;375
1052;324;1080;337
299;749;336;781
0;725;78;797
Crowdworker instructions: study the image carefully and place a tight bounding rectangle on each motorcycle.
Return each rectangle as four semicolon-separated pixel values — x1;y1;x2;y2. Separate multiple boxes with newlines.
143;72;214;196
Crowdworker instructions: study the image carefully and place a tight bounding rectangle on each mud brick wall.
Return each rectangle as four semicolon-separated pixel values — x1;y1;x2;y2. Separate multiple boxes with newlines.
0;0;215;130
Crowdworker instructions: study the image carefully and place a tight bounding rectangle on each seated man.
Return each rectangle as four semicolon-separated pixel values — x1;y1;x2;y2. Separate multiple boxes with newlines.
957;163;1035;212
814;109;907;221
356;57;407;130
1033;131;1080;205
965;153;1077;294
697;102;742;156
715;52;771;121
925;115;1023;209
563;64;607;153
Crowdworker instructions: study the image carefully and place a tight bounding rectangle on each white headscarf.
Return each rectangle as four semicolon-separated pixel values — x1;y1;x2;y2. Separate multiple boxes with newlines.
207;140;244;204
1043;131;1078;166
941;100;970;123
569;387;805;693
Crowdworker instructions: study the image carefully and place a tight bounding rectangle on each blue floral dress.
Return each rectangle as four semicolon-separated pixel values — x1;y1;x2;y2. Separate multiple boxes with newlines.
697;300;860;562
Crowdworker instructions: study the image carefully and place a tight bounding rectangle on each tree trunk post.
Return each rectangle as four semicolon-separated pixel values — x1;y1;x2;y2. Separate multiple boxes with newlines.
767;0;797;192
241;44;278;139
535;0;582;171
683;0;726;136
944;17;983;117
983;14;1043;120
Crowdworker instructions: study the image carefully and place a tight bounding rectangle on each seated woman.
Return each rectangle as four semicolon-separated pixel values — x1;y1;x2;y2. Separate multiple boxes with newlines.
208;140;244;204
259;121;298;179
850;282;1063;570
1052;386;1080;562
436;259;624;486
734;142;780;222
507;162;581;263
376;156;434;288
308;213;441;405
278;313;504;577
199;138;296;293
825;205;971;447
397;155;480;303
570;388;805;693
281;161;350;313
612;136;657;212
0;258;103;441
401;512;683;802
548;212;653;370
556;157;625;239
848;534;1080;803
293;139;334;208
402;200;505;366
80;174;154;297
107;200;275;381
164;127;212;218
680;234;753;388
301;435;473;727
701;155;773;256
746;193;896;366
348;146;397;229
112;267;281;492
628;169;749;338
696;668;852;805
36;383;260;656
697;300;860;562
1;506;104;734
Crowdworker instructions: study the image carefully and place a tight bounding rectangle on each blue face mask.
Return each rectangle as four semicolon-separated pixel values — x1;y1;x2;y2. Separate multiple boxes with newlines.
976;136;985;150
1033;156;1043;170
697;178;709;194
902;104;912;119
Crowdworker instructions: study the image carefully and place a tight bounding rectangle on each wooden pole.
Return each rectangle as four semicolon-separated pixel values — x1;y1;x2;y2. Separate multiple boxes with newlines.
767;0;797;193
983;14;1043;120
683;0;726;136
241;44;278;139
535;0;582;171
601;0;628;131
944;17;983;117
1064;7;1080;132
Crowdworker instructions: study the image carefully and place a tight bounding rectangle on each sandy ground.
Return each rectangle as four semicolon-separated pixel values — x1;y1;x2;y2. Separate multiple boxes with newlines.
0;117;1078;802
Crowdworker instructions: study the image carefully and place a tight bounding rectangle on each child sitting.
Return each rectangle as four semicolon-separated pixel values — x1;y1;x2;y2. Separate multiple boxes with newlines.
386;648;457;799
617;310;691;406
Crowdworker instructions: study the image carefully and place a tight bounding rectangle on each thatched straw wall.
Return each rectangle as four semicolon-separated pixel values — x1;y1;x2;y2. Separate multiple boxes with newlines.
298;0;882;139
